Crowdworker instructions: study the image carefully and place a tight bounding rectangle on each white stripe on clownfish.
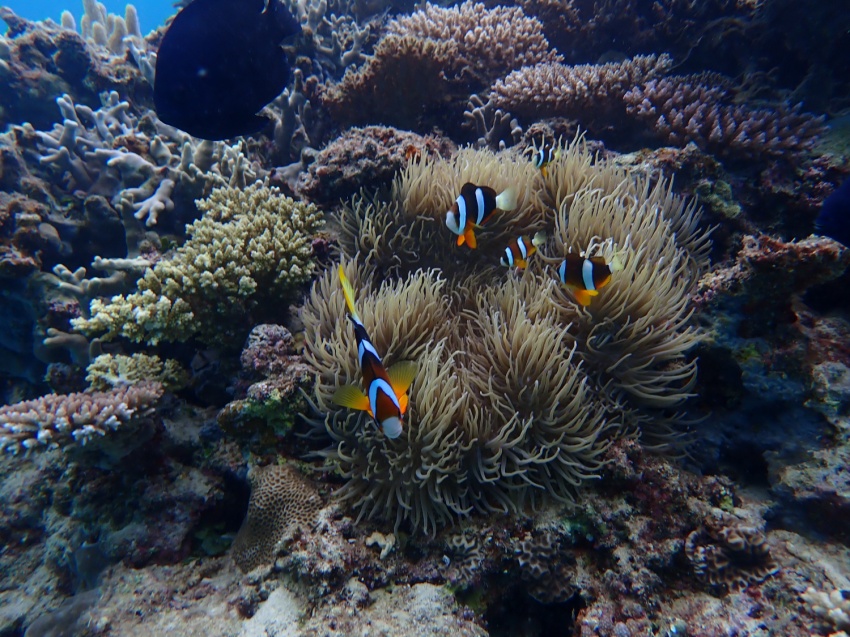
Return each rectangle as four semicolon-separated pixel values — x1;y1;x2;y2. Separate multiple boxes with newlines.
582;258;596;291
358;339;381;367
369;377;401;416
475;187;486;224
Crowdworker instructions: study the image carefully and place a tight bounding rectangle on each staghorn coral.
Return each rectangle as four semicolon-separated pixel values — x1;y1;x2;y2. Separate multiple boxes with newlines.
0;380;162;455
321;1;558;131
231;463;323;572
489;54;672;126
304;141;710;533
73;182;324;347
624;76;825;159
684;512;779;591
0;7;150;131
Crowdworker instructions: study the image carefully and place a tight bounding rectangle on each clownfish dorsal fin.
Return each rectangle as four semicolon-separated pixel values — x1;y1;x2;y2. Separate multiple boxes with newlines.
387;360;417;397
338;265;361;323
332;384;371;414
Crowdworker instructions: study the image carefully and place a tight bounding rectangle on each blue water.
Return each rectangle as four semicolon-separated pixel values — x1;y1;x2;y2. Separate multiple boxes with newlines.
3;0;176;34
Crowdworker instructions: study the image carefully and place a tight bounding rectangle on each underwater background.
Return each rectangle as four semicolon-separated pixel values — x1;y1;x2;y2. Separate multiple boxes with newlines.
0;0;849;635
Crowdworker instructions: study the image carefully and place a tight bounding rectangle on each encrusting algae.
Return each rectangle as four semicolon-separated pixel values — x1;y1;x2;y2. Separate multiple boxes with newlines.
302;135;711;534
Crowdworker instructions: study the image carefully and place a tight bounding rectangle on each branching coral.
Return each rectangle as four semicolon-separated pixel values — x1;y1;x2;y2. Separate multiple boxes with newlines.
320;1;558;130
304;139;710;534
85;353;188;392
386;1;558;86
624;76;826;159
488;54;672;125
0;381;163;455
73;182;324;347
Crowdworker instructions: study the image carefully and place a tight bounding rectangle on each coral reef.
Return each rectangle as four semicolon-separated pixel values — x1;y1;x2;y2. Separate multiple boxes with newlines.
85;352;187;392
297;126;455;204
320;1;558;131
0;7;151;131
73;182;324;347
685;512;779;591
231;463;323;572
0;381;162;456
489;54;672;125
1;1;849;635
625;76;826;160
696;234;850;337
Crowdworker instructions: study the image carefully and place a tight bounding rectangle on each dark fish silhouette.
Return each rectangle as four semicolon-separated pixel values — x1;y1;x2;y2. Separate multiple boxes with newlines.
154;0;301;140
816;178;850;247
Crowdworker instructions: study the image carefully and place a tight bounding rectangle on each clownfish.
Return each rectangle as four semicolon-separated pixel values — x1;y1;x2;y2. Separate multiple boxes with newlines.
530;142;561;177
557;253;620;306
332;266;417;439
446;182;517;249
500;231;547;269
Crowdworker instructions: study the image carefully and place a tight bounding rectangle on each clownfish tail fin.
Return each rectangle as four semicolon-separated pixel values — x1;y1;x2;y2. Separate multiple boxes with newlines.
496;187;518;212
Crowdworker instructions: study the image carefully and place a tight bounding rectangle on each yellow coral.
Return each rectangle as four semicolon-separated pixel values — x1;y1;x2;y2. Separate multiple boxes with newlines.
73;182;323;347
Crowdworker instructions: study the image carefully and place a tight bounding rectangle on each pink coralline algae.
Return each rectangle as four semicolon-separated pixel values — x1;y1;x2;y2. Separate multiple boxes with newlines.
624;76;826;159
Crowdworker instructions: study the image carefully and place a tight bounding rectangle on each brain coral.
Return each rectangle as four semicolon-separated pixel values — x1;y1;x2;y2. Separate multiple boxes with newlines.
73;182;323;348
231;463;323;572
302;137;710;534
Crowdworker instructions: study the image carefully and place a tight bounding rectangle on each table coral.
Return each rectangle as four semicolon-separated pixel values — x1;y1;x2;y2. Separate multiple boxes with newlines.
73;182;324;347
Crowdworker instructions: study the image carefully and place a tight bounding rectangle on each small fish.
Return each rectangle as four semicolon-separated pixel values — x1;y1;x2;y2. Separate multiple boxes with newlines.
530;142;561;177
557;254;618;306
154;0;301;140
500;231;547;269
333;266;417;439
815;177;850;247
445;182;518;249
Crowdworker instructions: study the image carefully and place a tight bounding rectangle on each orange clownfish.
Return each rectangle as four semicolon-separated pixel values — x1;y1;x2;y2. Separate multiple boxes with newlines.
557;254;618;306
445;182;517;249
500;231;546;269
333;266;417;439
